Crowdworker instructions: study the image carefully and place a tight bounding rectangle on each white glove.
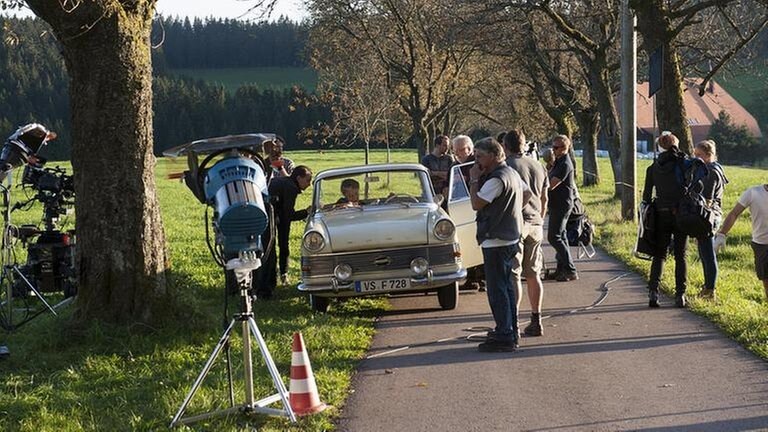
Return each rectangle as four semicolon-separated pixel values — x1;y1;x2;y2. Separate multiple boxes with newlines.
713;233;726;253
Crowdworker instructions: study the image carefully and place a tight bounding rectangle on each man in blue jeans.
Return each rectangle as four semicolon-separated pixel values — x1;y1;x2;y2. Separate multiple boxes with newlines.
469;137;530;352
547;135;579;281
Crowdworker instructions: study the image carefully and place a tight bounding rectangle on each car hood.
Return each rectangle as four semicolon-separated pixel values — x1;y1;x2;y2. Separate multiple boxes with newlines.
321;206;430;252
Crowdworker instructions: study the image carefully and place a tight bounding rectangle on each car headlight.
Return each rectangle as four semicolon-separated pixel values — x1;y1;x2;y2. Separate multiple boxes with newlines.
434;219;455;240
303;231;325;252
334;263;353;281
410;257;428;276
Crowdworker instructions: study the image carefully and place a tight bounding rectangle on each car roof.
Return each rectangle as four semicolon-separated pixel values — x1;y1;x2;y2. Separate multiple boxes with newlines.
314;163;428;181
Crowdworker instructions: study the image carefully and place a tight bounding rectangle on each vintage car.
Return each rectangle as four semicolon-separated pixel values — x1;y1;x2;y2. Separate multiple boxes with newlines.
298;163;482;312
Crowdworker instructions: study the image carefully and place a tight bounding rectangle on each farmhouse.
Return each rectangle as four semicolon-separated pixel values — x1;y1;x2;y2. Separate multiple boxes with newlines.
634;78;762;152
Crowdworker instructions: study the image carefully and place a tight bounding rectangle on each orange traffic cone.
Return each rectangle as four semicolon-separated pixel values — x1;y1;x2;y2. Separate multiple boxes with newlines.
289;332;327;416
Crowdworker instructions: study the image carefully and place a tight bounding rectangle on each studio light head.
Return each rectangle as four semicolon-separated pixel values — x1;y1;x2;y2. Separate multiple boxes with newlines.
164;134;278;265
0;123;57;182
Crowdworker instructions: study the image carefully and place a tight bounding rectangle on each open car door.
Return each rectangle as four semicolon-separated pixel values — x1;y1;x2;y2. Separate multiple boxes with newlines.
447;162;483;269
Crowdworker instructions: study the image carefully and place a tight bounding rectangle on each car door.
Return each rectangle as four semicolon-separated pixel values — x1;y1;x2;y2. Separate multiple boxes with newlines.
447;162;483;269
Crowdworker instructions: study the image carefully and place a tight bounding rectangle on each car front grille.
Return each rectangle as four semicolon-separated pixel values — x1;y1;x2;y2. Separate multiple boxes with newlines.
302;244;459;276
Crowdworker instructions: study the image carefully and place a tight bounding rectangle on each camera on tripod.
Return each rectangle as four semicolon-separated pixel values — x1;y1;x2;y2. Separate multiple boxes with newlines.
12;161;76;298
0;124;76;307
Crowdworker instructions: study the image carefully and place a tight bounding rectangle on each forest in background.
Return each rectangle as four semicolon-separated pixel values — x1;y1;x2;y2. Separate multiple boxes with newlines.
0;17;330;159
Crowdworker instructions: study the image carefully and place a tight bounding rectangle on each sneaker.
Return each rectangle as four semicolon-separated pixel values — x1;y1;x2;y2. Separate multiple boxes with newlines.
555;271;579;282
460;281;480;291
698;288;716;301
675;293;687;308
478;339;517;353
648;290;660;308
523;321;543;337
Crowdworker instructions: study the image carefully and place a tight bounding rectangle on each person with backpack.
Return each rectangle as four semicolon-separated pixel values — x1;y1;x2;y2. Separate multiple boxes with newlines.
547;135;578;282
693;140;728;301
641;131;690;308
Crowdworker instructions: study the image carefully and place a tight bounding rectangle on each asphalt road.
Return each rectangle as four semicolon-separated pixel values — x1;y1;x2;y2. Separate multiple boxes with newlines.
336;243;768;431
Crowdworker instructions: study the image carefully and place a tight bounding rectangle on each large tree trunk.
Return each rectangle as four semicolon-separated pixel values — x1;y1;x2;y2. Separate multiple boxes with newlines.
29;2;169;324
574;108;600;187
632;0;693;154
410;115;429;161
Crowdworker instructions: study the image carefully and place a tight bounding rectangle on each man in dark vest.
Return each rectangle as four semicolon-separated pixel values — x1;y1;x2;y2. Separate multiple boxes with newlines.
469;137;530;352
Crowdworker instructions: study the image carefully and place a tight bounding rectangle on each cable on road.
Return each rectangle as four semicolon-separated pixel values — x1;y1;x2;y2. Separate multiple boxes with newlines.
365;272;631;359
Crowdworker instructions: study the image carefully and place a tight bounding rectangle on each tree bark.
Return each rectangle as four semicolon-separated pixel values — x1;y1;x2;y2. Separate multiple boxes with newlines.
28;1;169;324
632;0;693;154
574;108;600;187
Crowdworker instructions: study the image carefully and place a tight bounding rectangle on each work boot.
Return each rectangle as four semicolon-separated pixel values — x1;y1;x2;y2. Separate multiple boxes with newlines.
556;271;579;282
648;289;660;308
698;288;716;301
675;293;687;308
523;320;543;337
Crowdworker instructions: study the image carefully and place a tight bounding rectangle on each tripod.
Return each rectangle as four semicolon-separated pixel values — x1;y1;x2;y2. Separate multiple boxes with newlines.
0;185;73;331
170;262;296;427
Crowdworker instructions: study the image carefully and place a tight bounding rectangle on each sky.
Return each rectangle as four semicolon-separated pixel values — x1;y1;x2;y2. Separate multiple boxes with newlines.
2;0;309;22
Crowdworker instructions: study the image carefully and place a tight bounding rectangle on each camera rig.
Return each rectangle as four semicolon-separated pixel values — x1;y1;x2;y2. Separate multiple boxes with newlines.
0;124;76;332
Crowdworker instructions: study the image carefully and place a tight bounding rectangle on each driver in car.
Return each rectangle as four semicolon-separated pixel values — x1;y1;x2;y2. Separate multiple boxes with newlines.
336;178;361;206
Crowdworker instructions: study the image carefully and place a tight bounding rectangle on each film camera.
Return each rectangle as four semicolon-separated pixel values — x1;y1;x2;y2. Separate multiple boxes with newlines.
13;162;76;297
0;124;76;301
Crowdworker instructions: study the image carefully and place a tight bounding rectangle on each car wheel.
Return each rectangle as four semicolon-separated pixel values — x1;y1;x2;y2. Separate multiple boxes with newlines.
309;294;329;313
437;282;459;310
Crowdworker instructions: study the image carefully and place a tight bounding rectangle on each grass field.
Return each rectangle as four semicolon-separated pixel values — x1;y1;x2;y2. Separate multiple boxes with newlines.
1;149;766;431
169;67;318;93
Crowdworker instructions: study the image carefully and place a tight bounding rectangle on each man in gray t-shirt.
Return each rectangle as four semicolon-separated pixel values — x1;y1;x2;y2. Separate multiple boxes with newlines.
504;129;549;337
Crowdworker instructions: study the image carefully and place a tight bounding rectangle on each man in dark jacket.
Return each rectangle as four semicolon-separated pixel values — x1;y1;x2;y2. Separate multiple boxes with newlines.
642;132;689;308
255;165;312;298
547;135;578;281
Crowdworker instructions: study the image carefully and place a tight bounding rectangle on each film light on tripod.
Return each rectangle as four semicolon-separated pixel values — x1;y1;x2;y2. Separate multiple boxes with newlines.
0;123;57;182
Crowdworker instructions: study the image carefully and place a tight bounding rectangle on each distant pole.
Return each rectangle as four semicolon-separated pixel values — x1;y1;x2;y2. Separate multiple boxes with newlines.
620;0;637;222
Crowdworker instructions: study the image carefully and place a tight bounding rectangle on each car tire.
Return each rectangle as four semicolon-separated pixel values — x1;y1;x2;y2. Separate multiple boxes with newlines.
437;282;459;310
309;294;330;313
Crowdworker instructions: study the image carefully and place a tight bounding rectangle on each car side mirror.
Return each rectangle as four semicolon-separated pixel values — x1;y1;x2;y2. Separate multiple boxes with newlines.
434;194;444;206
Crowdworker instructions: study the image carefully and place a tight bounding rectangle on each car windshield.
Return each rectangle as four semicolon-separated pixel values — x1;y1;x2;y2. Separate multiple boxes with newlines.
315;170;431;210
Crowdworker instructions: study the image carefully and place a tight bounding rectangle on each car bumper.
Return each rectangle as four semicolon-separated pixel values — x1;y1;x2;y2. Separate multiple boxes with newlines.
298;267;467;297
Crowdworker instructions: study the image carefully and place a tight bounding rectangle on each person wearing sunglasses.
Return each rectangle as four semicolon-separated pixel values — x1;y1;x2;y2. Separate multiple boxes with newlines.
547;135;579;282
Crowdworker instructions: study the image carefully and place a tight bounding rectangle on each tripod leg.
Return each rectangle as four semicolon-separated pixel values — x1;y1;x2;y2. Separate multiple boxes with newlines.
170;318;238;428
242;320;255;406
247;317;297;422
12;266;57;316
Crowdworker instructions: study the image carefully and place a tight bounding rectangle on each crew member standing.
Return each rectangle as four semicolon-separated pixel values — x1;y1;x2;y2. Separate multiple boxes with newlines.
421;135;454;196
504;129;549;336
547;135;578;282
256;165;312;298
641;132;689;308
469;137;529;352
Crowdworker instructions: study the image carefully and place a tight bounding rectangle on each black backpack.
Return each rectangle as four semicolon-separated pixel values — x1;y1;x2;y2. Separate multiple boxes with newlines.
674;158;715;237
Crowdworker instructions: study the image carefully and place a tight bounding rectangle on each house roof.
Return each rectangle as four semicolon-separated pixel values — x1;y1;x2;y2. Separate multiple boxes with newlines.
635;78;762;143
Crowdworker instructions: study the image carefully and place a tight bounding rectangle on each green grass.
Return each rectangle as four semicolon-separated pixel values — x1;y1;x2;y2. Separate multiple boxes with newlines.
578;158;768;359
0;149;416;432
169;67;318;93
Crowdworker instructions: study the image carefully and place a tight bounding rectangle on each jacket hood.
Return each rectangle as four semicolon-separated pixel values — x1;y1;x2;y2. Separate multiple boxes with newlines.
709;162;729;184
655;148;683;173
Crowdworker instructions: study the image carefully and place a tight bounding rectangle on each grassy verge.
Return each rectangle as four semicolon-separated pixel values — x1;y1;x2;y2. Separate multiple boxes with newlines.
578;158;768;359
0;149;415;431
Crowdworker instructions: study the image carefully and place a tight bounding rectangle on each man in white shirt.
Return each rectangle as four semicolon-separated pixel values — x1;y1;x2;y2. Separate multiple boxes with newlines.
469;137;531;352
716;183;768;300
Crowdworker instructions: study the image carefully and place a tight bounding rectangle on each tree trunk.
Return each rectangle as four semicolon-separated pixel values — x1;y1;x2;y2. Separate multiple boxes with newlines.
411;116;428;161
574;108;600;187
30;2;169;324
632;0;693;154
588;58;622;196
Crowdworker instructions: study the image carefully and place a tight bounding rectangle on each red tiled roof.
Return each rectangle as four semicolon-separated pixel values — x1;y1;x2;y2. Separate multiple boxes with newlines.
636;78;762;143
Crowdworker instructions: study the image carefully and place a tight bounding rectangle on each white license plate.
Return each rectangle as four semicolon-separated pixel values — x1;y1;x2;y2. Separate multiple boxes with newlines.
355;278;411;292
